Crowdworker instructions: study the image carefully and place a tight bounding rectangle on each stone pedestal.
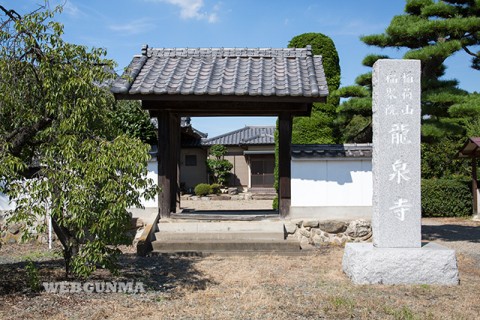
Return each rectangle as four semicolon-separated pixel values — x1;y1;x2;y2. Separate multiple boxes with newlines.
343;243;459;285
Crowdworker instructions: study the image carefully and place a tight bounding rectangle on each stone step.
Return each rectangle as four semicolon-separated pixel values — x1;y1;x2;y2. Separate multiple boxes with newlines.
251;193;277;200
152;239;300;253
155;231;284;241
171;212;279;221
157;221;285;233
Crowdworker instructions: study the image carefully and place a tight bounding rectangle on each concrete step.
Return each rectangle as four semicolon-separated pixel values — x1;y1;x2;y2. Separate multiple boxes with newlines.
171;212;279;221
155;231;284;241
152;239;300;253
157;221;285;233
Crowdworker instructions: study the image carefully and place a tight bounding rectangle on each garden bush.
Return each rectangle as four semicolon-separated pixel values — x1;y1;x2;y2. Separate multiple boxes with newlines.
210;183;221;195
194;183;211;197
421;178;472;217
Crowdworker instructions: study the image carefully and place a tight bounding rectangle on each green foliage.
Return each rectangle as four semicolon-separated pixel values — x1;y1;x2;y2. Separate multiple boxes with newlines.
334;52;387;143
272;195;278;210
288;33;341;145
209;183;221;195
0;5;156;278
209;144;228;158
194;183;211;197
112;100;157;144
449;93;480;118
206;145;233;186
422;178;472;217
421;138;469;179
25;259;41;292
292;111;336;144
288;32;341;92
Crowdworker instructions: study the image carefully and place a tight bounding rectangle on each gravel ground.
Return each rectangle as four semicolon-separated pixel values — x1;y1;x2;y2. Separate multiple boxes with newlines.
422;217;480;265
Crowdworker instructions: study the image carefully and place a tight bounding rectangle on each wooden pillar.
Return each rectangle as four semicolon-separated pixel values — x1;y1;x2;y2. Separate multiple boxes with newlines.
169;114;181;213
473;157;478;215
157;111;180;218
278;112;292;217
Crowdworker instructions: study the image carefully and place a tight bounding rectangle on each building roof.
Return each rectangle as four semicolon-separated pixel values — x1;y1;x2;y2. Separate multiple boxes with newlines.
111;46;329;100
202;126;275;146
456;137;480;158
292;144;373;159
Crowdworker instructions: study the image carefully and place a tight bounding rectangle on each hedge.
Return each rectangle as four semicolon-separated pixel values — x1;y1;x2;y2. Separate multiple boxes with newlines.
421;178;472;217
194;183;211;197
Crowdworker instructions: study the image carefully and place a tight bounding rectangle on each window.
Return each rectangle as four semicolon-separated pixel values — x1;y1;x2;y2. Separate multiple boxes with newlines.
185;155;197;166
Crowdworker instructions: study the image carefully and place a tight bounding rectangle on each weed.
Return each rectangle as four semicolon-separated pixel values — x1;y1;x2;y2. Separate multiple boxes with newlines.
25;259;41;292
384;305;418;320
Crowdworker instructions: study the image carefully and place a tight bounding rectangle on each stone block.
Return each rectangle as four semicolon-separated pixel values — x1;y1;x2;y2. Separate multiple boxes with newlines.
319;220;347;234
303;220;319;228
284;222;297;234
227;187;238;195
345;220;371;238
342;242;459;285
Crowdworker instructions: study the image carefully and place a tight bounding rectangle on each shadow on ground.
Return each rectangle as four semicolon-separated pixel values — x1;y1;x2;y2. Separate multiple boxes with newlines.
0;253;214;296
422;224;480;243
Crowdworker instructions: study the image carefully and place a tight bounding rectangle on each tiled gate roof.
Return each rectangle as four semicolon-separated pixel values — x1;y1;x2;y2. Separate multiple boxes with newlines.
111;46;329;99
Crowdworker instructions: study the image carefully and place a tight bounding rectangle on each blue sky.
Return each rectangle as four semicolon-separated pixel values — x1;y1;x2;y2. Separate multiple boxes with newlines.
6;0;480;137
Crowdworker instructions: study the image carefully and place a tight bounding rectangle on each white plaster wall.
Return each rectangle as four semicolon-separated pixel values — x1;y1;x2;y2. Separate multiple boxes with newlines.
291;159;372;207
0;181;14;211
139;160;158;208
0;192;14;211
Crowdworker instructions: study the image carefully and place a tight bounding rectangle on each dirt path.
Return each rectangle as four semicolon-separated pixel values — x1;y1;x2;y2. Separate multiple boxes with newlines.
422;217;480;265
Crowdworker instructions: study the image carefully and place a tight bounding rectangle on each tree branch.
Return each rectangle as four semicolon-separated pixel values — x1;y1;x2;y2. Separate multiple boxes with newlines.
462;45;480;58
7;117;53;157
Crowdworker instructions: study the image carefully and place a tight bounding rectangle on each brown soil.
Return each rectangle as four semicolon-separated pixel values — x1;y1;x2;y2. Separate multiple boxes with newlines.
0;218;479;320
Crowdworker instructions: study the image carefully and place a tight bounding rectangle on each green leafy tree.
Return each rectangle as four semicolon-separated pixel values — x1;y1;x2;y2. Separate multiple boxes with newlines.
288;33;341;144
0;5;156;277
206;145;233;186
113;100;157;144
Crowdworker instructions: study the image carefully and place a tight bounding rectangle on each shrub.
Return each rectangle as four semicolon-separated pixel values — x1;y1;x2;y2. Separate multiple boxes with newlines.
194;183;211;197
210;183;221;195
422;178;472;217
272;196;279;210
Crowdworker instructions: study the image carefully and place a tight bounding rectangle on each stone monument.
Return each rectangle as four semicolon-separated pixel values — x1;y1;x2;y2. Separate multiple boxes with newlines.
342;59;459;285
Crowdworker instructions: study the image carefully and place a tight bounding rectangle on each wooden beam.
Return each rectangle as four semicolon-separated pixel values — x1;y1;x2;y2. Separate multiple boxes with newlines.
278;112;292;217
142;101;312;117
116;93;326;105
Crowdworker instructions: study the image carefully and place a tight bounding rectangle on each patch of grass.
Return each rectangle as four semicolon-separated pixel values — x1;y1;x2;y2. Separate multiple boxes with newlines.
384;305;419;320
323;295;356;317
20;249;61;261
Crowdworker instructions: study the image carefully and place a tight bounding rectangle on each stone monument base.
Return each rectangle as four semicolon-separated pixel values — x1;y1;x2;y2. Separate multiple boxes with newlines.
342;242;459;285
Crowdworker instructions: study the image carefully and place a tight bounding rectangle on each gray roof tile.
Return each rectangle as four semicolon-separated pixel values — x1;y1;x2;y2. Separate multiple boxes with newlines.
111;46;329;99
202;126;275;146
292;144;373;158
